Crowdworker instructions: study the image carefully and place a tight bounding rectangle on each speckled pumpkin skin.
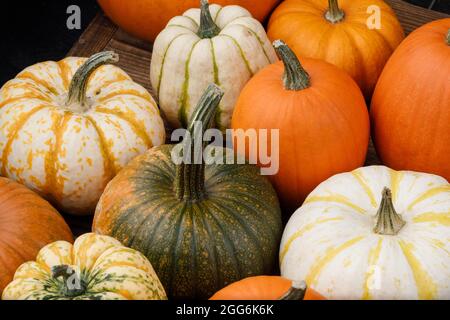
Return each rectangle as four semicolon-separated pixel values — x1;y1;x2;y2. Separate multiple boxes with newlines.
93;145;282;299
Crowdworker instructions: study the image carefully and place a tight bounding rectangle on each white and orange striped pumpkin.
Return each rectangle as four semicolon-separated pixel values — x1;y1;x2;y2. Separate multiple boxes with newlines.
281;166;450;300
0;52;166;215
2;233;167;300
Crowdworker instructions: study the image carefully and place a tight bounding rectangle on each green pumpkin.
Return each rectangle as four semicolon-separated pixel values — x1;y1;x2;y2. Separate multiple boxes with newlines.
93;84;282;299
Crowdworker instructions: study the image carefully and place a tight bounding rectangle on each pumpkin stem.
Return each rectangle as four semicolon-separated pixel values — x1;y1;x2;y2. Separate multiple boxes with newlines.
279;281;307;300
373;188;406;235
198;0;221;39
66;51;119;110
52;265;87;298
273;40;311;91
446;29;450;45
175;84;224;202
325;0;345;24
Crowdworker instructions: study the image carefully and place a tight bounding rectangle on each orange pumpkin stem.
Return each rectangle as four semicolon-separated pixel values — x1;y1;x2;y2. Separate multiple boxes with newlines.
273;40;311;91
279;281;307;300
326;0;345;24
373;188;406;235
175;84;224;201
52;265;87;298
198;0;221;39
66;51;119;109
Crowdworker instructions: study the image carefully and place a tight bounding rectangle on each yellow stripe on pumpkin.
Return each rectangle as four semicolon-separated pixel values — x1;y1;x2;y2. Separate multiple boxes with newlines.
362;238;383;300
408;186;450;211
398;241;438;300
304;195;366;214
280;217;343;263
413;212;450;227
390;169;403;202
305;236;365;286
352;170;377;208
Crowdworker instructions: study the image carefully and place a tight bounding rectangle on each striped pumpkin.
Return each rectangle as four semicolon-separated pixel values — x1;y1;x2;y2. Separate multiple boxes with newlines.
150;0;277;131
281;166;450;300
94;85;282;299
0;51;166;215
2;233;167;300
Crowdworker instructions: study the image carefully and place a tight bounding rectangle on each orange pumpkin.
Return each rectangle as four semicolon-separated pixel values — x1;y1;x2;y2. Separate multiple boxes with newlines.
210;276;325;300
0;177;73;295
232;41;370;212
98;0;280;42
371;19;450;181
267;0;405;99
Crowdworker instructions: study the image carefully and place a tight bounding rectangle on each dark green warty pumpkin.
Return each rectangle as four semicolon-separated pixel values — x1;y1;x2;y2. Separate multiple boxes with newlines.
93;84;282;299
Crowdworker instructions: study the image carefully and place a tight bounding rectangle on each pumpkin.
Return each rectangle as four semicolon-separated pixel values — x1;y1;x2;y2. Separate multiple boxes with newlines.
150;0;277;131
232;40;370;212
98;0;280;43
0;51;166;215
371;19;450;181
210;276;325;300
281;166;450;300
93;84;283;299
2;233;167;300
0;177;73;295
267;0;405;99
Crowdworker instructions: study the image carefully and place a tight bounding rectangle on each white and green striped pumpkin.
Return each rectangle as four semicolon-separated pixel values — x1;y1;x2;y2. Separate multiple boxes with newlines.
2;233;167;300
150;0;277;131
0;51;166;215
281;166;450;300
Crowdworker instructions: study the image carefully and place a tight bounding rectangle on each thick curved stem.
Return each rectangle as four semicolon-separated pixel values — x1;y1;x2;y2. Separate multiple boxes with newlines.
175;84;224;202
446;29;450;45
66;51;119;108
52;265;87;298
373;188;406;235
273;40;311;91
198;0;221;39
325;0;345;24
280;281;307;300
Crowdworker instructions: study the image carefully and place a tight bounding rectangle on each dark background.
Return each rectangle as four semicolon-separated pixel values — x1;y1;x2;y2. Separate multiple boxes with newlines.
0;0;448;86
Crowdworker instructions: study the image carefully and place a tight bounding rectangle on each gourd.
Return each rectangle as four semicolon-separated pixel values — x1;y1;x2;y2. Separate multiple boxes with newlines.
98;0;280;42
0;51;166;215
0;177;73;295
281;166;450;300
2;233;167;300
210;276;325;300
371;19;450;181
232;40;369;212
93;84;283;299
267;0;405;99
150;0;277;131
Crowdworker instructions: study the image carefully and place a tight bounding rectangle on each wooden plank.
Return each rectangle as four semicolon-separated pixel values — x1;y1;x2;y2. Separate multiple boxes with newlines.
65;0;448;235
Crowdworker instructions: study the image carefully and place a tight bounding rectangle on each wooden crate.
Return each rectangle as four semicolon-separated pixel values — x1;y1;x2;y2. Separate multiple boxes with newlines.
65;0;449;236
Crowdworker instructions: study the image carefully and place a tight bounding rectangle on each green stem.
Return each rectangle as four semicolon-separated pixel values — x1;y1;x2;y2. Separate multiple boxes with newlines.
66;51;119;108
280;281;307;300
325;0;345;24
273;40;311;91
198;0;221;38
52;265;87;298
373;188;406;235
446;29;450;45
175;84;224;202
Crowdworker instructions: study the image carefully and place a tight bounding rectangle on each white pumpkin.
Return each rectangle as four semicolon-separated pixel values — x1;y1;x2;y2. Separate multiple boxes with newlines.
150;0;277;131
2;233;167;300
0;51;166;215
280;166;450;300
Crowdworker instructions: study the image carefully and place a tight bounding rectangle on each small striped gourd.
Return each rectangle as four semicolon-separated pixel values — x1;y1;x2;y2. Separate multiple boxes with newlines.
0;52;166;215
281;166;450;300
2;233;167;300
150;0;277;131
93;84;282;299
